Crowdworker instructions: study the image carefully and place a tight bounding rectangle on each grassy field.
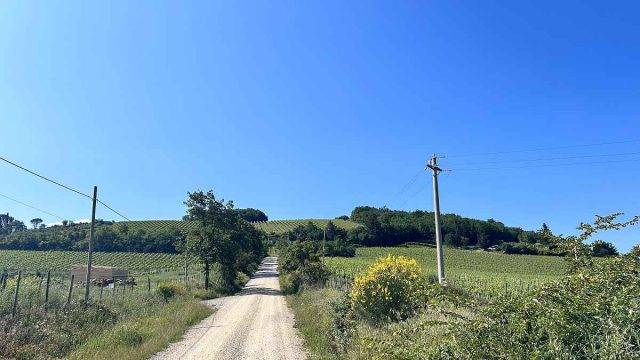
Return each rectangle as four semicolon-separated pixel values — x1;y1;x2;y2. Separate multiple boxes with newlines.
326;246;568;294
0;249;200;273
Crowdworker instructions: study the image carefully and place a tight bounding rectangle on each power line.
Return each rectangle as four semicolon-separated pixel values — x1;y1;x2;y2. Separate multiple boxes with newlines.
447;151;640;167
97;200;130;221
0;192;64;220
0;156;92;199
451;157;640;172
0;155;130;221
444;139;640;159
383;169;424;208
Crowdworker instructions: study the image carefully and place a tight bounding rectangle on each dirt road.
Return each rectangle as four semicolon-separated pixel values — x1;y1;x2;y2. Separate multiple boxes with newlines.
151;257;307;360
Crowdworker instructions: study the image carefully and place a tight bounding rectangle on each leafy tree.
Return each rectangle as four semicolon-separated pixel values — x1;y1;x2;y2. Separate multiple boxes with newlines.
0;213;26;235
590;239;618;257
184;190;265;293
30;218;43;229
335;215;349;220
234;208;268;222
559;213;638;270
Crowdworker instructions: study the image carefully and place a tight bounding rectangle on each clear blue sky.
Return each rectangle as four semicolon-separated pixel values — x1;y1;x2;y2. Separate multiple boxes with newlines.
1;1;639;250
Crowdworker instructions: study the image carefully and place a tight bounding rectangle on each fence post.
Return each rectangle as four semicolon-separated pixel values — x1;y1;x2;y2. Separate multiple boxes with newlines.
12;271;22;317
99;285;103;301
112;276;116;298
38;276;43;298
1;273;6;291
44;270;51;309
0;273;4;292
147;277;151;292
67;275;75;305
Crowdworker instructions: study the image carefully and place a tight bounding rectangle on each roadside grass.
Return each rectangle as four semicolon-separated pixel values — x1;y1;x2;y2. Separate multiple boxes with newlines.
286;288;342;360
67;297;212;360
287;286;473;360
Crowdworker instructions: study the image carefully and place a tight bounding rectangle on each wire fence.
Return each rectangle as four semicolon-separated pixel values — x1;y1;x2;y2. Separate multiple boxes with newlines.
0;268;206;318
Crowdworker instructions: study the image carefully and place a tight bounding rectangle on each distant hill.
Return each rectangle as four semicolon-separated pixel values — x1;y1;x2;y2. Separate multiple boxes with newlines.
115;219;362;235
0;218;363;254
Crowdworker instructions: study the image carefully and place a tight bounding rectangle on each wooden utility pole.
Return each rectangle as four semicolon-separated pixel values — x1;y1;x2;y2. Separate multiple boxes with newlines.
84;186;98;304
427;155;445;284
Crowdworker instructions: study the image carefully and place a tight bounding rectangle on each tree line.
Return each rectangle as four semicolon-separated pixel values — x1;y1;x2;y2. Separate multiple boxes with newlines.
347;206;619;256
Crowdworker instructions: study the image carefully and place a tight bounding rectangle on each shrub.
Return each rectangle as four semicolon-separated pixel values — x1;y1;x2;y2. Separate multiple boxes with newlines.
191;288;219;300
236;271;250;288
301;262;330;285
156;282;186;301
434;253;640;358
350;255;426;321
280;271;302;295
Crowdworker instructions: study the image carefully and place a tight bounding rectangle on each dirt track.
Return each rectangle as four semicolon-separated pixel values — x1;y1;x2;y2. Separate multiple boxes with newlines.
151;257;306;360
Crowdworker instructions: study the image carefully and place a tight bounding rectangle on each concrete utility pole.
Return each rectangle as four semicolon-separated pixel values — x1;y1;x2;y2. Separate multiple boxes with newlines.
84;186;98;304
427;155;445;284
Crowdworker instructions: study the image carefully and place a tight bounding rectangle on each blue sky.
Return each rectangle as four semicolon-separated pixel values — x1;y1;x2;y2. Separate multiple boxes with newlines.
1;1;638;250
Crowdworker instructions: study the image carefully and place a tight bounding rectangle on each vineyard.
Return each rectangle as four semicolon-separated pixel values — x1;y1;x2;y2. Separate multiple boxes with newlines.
0;249;200;273
252;219;362;234
112;218;361;235
326;246;568;295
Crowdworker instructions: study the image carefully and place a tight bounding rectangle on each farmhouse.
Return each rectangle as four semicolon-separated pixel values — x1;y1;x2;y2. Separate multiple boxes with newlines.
70;265;128;281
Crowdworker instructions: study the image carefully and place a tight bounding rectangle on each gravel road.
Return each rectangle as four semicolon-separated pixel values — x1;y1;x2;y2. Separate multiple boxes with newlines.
151;257;307;360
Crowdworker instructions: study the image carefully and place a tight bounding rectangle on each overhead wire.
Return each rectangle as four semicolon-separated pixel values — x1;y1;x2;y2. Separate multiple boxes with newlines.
0;155;130;221
443;139;640;159
0;192;64;220
451;157;640;172
447;151;640;167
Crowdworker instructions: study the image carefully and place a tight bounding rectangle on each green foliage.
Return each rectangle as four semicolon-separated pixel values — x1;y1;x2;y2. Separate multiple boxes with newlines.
278;240;322;273
327;246;567;295
350;255;427;321
184;190;266;293
0;249;198;272
254;219;362;235
277;239;330;294
156;282;186;301
434;253;640;359
279;270;302;295
350;206;555;250
234;208;268;222
301;261;330;285
590;239;618;257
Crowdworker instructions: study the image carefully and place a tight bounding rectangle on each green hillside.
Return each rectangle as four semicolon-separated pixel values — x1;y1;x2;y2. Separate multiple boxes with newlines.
0;249;198;273
114;218;362;235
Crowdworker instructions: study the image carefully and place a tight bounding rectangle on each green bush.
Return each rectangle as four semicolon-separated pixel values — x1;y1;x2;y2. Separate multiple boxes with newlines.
236;271;250;288
280;271;302;295
434;254;640;358
350;255;427;321
301;262;330;285
156;282;186;301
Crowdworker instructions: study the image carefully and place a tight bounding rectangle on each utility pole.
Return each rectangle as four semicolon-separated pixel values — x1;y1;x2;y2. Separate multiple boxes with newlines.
84;186;98;304
427;155;445;284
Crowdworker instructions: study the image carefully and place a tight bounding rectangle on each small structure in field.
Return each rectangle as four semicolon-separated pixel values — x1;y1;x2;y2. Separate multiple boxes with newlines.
70;265;128;282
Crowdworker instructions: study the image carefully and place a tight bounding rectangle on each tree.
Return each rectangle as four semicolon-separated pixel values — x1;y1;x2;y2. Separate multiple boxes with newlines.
560;213;638;271
30;218;43;229
234;208;268;222
325;220;336;241
591;240;618;257
184;190;265;293
335;215;349;220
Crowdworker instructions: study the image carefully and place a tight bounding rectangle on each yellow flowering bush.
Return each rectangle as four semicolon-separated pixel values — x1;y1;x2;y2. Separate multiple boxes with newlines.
350;255;426;321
